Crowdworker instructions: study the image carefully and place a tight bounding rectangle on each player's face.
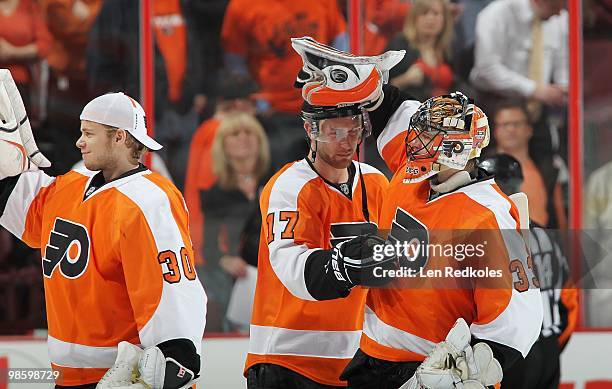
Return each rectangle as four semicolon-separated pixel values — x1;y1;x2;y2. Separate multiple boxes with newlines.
493;108;533;152
406;128;439;159
76;120;117;171
313;117;362;169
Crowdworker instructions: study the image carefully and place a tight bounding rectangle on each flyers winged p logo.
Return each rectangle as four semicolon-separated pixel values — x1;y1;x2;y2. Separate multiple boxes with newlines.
43;218;91;279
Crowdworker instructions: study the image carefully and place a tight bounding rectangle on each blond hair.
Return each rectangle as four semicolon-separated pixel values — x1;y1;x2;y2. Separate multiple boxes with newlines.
212;112;270;189
403;0;454;59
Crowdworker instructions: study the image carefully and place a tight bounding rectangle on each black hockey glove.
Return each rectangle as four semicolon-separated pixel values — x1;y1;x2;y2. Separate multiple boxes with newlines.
328;234;399;289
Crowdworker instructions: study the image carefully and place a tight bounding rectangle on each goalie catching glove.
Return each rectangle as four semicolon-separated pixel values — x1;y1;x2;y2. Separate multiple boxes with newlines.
400;318;503;389
291;36;404;110
328;234;400;289
96;342;197;389
0;69;50;180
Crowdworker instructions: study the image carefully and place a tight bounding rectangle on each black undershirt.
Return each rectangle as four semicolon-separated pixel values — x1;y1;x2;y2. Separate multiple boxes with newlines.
305;157;356;199
83;164;148;200
0;175;20;216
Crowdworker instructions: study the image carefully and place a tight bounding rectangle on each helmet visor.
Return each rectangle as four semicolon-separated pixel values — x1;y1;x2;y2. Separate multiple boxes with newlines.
309;115;365;143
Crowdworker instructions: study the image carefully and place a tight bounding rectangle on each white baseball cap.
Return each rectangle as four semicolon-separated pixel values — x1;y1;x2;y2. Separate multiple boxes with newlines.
79;92;163;150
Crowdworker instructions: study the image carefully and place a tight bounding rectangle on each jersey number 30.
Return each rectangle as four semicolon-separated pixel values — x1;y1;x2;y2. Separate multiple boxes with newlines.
158;247;197;284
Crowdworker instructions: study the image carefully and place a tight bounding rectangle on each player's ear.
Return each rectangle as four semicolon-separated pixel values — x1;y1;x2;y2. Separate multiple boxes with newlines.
115;129;127;143
304;121;311;136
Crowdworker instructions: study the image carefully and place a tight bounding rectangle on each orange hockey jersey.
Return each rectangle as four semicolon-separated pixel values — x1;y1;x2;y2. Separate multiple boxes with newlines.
245;159;388;386
363;98;543;363
0;167;207;386
221;0;347;113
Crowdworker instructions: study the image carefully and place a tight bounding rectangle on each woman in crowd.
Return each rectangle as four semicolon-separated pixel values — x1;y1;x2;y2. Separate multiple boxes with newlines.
385;0;458;101
199;111;271;332
0;0;52;110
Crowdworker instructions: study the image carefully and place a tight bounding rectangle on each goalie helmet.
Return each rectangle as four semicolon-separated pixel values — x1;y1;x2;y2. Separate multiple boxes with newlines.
404;92;490;183
291;36;404;108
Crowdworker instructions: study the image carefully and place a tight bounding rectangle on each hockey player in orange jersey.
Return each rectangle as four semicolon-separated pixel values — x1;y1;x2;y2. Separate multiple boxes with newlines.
0;69;206;389
292;38;543;389
243;40;405;388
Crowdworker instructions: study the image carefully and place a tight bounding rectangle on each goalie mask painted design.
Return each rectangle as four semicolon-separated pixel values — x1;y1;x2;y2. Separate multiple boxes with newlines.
291;36;405;108
403;92;490;183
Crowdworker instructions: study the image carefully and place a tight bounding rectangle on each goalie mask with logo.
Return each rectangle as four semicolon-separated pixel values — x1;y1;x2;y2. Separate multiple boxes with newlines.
403;92;490;184
291;36;405;109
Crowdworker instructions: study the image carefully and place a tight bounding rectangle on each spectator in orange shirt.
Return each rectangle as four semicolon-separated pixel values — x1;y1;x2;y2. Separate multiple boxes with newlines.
221;0;347;167
42;0;102;82
491;99;567;229
221;0;347;115
334;0;409;56
361;0;411;55
366;0;410;41
0;0;53;109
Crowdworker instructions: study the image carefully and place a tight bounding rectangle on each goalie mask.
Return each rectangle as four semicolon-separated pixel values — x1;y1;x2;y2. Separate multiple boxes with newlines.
301;102;372;144
291;36;404;109
404;92;490;183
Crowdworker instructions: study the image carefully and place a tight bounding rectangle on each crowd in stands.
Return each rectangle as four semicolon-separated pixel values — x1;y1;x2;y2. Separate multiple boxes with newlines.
1;0;611;333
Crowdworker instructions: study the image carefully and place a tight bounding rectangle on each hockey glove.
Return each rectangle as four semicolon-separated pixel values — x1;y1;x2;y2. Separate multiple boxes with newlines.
291;36;404;110
97;342;198;389
328;233;399;289
0;69;50;180
400;318;503;389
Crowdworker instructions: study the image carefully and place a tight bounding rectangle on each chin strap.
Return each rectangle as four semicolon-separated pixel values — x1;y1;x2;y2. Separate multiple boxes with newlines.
305;134;318;163
356;144;370;222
